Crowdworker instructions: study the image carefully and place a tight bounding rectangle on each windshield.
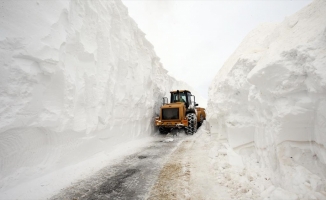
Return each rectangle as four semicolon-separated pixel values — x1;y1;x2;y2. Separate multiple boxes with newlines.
171;92;186;103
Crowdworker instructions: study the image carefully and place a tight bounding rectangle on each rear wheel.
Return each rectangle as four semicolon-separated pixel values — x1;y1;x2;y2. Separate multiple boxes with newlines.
185;113;197;135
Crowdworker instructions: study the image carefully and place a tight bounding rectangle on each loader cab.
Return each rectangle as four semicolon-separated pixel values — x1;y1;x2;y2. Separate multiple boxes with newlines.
170;90;195;108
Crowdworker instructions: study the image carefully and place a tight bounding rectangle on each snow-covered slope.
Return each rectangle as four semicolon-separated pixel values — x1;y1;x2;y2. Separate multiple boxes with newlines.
208;0;326;198
0;0;205;199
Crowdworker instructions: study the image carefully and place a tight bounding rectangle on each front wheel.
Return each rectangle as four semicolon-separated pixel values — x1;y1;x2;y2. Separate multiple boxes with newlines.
185;113;197;135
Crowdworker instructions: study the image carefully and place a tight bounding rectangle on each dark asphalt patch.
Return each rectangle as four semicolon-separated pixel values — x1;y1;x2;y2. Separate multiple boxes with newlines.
98;168;139;194
84;168;140;199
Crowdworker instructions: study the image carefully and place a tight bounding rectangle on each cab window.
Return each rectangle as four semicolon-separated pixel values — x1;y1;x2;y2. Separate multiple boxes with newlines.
172;92;186;103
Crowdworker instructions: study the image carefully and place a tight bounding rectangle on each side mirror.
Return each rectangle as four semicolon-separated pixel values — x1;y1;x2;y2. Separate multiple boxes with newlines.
190;95;195;106
162;97;168;105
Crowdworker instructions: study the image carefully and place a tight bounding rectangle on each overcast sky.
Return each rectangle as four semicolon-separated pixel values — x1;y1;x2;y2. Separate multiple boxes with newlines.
122;0;312;99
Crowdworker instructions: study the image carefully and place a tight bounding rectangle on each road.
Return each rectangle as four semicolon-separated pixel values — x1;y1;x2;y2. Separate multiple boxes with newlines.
51;124;230;200
50;130;187;200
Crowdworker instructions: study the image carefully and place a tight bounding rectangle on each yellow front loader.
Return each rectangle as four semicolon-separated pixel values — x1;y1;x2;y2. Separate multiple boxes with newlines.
155;90;206;135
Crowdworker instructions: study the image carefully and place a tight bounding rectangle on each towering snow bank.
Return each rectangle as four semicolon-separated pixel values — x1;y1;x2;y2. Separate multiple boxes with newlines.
0;0;205;198
208;0;326;198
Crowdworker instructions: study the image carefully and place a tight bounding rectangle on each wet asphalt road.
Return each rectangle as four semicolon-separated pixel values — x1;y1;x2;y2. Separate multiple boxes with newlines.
50;133;185;200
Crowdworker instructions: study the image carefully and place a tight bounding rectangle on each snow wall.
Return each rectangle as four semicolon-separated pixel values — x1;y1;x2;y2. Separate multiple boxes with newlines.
0;0;206;198
207;0;326;197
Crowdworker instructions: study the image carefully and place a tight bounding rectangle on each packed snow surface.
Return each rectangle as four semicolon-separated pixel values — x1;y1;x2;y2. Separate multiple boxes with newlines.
0;0;206;199
148;122;231;200
208;0;326;198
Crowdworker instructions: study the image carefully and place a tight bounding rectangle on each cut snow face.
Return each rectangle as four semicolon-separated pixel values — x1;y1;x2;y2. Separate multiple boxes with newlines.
0;0;206;199
207;0;326;199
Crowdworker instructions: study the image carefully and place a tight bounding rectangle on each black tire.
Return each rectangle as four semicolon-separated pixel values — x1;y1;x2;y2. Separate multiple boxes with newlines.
159;127;170;134
185;113;197;135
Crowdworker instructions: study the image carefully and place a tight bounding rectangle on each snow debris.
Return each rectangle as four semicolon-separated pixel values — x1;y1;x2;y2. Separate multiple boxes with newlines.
208;0;326;199
163;137;174;143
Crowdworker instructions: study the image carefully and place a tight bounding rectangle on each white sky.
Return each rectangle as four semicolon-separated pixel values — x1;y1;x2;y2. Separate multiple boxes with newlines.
122;0;312;99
